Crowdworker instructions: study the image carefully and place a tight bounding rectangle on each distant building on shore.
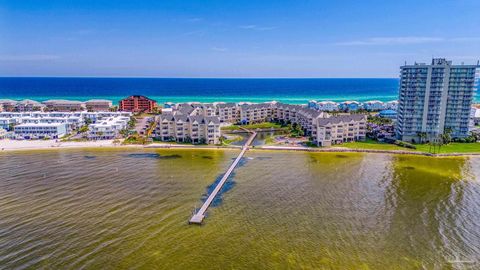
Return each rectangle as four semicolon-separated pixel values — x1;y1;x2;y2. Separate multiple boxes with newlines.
396;58;480;142
363;100;386;111
43;100;85;112
119;95;157;113
378;109;397;120
14;123;67;140
0;99;18;112
85;99;112;111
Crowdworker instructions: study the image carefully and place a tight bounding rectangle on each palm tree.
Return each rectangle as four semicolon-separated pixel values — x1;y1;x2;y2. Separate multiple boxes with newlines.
442;128;453;145
416;132;427;144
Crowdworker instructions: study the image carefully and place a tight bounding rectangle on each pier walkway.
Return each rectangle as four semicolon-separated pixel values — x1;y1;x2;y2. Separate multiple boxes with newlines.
189;129;257;224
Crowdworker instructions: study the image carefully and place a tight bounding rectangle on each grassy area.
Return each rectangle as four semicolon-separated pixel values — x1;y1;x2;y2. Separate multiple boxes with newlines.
123;134;149;145
414;142;480;154
222;122;284;131
221;135;243;146
337;138;480;154
338;138;411;151
264;135;276;145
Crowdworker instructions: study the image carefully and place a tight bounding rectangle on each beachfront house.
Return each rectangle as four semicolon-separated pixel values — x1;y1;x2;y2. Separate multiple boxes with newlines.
85;99;113;111
339;101;361;111
363;100;386;111
307;100;318;110
43;100;85;112
385;100;399;111
0;99;17;112
14;123;68;140
16;100;45;112
317;101;339;111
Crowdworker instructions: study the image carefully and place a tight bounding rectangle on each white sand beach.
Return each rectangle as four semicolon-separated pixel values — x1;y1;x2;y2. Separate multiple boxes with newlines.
0;139;137;152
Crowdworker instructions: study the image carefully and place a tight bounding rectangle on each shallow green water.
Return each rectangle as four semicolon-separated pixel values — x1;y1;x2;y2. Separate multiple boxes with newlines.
1;149;480;269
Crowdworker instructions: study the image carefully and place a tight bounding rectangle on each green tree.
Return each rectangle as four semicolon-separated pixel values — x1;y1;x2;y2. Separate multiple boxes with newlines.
416;132;427;144
441;128;453;145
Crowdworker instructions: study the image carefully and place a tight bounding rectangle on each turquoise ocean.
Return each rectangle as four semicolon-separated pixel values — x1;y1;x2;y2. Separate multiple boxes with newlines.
0;77;478;104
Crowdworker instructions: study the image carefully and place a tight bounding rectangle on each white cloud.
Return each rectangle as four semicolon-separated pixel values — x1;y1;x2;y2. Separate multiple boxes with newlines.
186;17;203;23
211;47;228;52
0;54;60;61
181;30;206;36
239;25;276;31
450;37;480;42
336;37;445;46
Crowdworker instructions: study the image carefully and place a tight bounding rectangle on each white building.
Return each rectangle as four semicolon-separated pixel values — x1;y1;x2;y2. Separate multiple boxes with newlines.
385;100;399;110
396;58;480;142
363;100;386;111
14;123;67;139
317;101;339;111
339;101;362;111
0;111;132;139
88;116;130;140
0;117;18;131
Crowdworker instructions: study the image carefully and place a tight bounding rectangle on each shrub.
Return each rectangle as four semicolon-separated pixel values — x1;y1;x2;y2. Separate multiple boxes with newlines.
394;140;416;149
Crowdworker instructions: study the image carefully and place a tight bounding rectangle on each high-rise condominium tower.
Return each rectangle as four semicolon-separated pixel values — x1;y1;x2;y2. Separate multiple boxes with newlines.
396;58;479;142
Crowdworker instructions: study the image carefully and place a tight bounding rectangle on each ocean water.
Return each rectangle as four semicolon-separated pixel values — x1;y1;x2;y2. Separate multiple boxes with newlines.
0;77;402;104
1;149;480;269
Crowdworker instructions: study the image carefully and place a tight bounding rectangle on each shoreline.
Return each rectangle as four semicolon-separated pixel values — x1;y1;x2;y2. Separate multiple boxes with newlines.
1;139;479;157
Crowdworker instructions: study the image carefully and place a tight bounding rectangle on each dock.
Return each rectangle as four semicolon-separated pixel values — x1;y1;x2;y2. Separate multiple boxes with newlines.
189;129;257;224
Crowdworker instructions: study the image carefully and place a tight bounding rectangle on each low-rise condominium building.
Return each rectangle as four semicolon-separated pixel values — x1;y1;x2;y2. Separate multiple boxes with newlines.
156;113;221;144
43;100;85;112
14;123;68;140
119;95;157;113
87;116;130;140
85;99;113;111
314;115;367;146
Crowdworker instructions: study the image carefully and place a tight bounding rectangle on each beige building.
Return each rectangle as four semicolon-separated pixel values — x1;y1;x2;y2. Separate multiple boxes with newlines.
16;99;45;112
156;113;221;144
0;99;17;112
216;103;240;123
314;115;367;146
239;103;273;124
85;99;113;111
162;101;366;145
43;100;85;112
273;103;325;136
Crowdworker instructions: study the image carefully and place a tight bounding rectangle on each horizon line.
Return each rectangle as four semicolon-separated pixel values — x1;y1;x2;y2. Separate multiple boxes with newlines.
0;76;399;79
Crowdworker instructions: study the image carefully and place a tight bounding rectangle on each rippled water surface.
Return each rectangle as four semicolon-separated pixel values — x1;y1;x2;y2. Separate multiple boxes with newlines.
1;149;480;269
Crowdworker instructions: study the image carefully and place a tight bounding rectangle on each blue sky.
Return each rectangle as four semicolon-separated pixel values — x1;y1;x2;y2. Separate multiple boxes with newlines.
0;0;479;78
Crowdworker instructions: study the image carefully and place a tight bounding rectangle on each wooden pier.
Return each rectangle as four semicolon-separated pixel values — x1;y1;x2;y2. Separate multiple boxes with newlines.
189;129;257;224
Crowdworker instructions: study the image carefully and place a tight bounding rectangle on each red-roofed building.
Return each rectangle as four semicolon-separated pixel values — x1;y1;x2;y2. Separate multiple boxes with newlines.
119;95;157;113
